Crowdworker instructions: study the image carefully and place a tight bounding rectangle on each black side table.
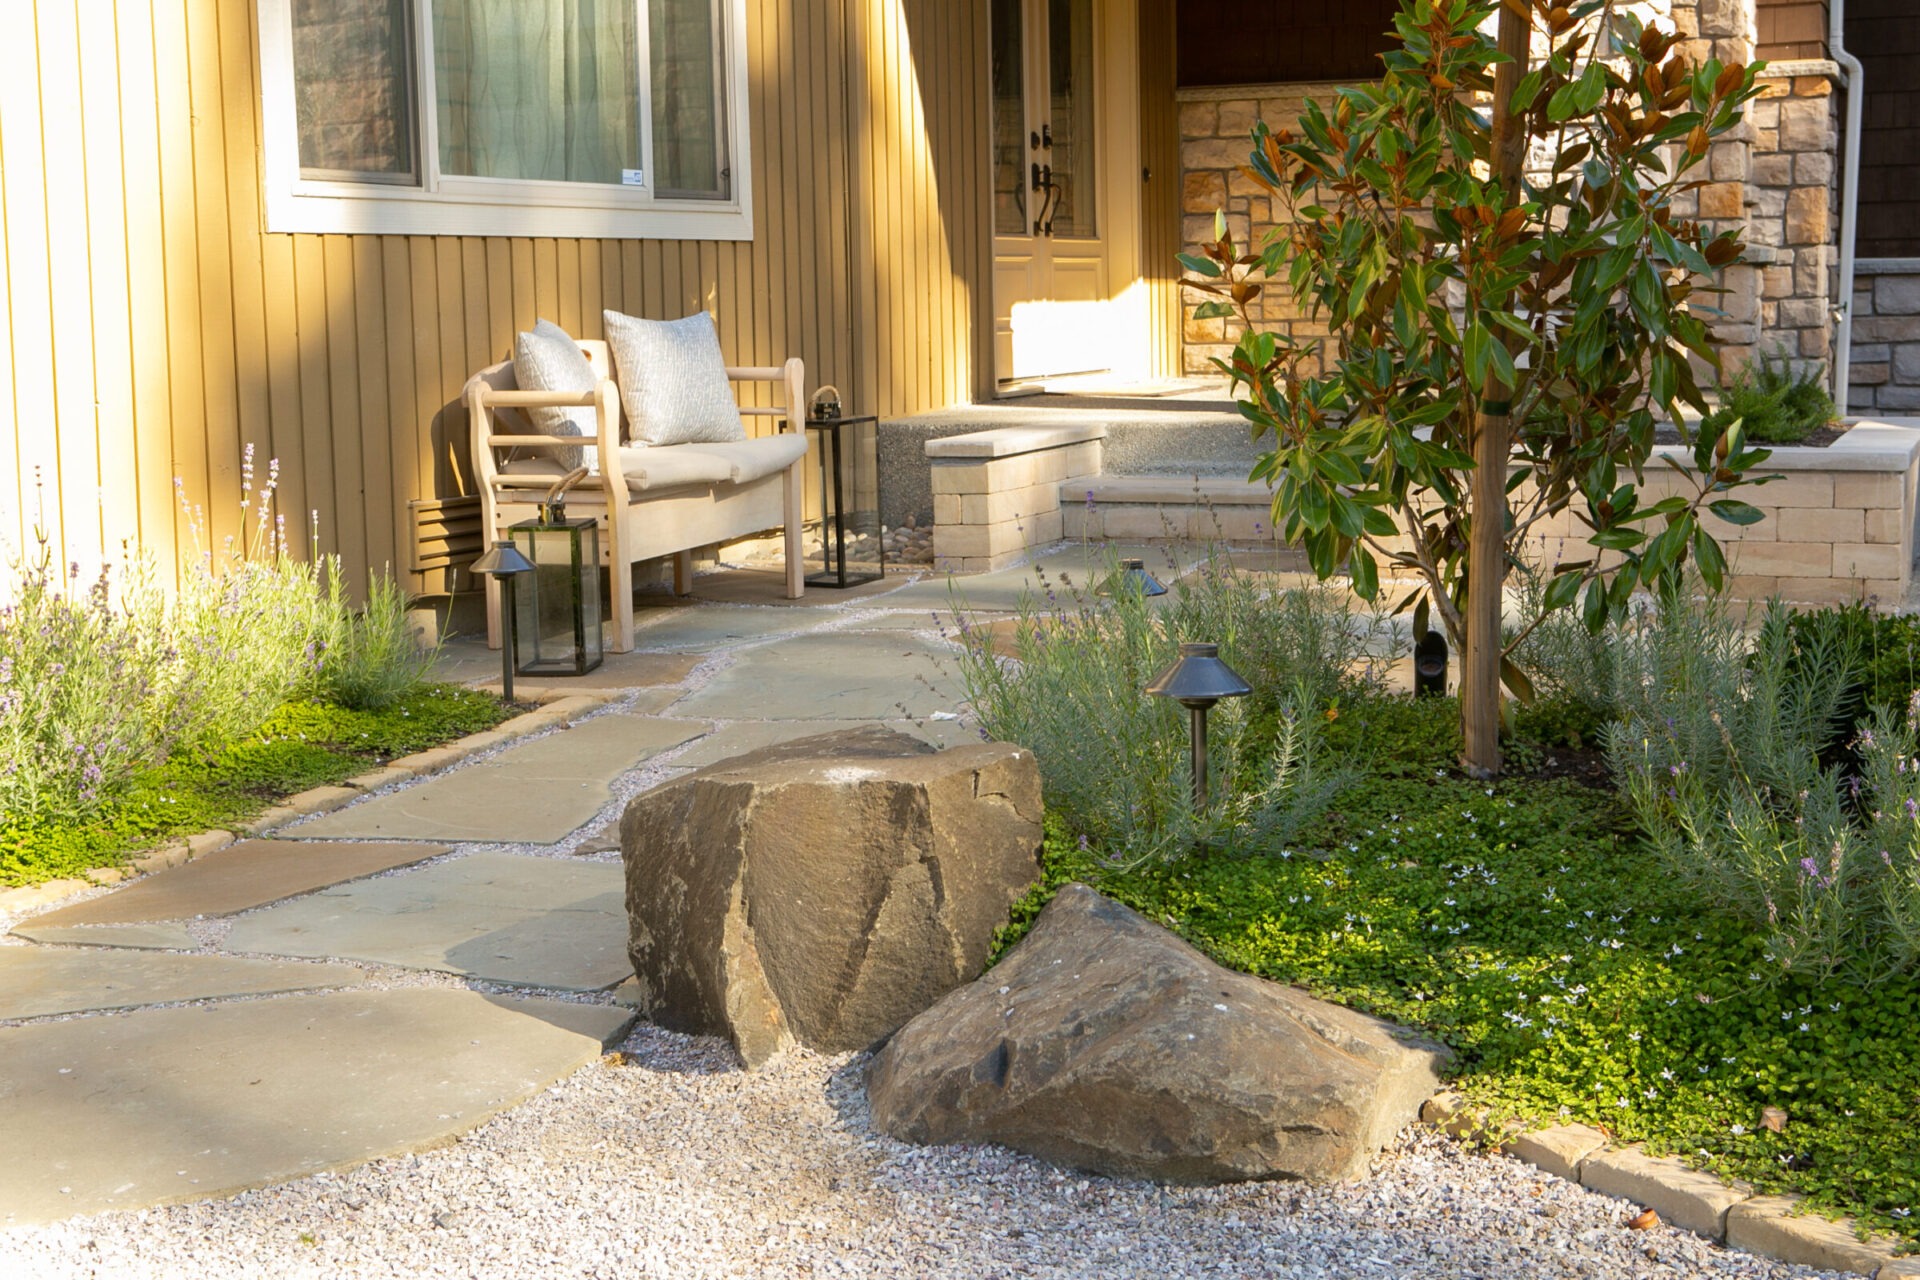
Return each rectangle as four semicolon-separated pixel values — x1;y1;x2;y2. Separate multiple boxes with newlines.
800;413;884;587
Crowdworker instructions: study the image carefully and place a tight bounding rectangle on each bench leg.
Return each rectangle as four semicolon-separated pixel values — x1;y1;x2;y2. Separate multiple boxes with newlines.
783;460;805;599
609;559;635;654
674;551;694;596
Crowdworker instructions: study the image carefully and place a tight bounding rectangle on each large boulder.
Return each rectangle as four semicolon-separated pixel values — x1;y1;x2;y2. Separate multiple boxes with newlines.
867;884;1450;1183
620;726;1043;1067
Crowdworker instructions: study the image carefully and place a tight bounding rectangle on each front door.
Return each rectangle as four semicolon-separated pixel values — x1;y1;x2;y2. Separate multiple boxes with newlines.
991;0;1111;384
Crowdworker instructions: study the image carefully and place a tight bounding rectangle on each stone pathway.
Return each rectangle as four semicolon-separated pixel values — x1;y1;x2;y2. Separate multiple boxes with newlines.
0;564;1019;1228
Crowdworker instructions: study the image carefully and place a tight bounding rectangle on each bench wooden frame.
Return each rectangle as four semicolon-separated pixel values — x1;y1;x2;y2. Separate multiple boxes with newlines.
466;340;806;653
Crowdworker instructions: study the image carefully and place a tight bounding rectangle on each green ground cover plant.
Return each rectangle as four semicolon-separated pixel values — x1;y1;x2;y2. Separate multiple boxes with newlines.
0;452;507;885
965;577;1920;1244
0;685;508;888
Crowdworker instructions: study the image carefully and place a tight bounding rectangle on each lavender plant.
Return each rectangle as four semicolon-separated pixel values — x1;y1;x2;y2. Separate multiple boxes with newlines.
0;539;169;822
954;549;1372;864
1602;592;1920;982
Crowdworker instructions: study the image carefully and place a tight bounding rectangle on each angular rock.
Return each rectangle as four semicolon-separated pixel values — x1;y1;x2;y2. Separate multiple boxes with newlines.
620;726;1042;1067
867;884;1450;1184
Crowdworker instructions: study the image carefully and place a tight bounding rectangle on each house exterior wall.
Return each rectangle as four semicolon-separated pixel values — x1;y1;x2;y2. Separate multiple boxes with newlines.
0;0;993;599
1171;1;1852;403
1850;266;1920;413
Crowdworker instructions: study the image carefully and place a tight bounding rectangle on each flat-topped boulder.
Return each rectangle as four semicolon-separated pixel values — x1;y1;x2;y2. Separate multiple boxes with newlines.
868;884;1450;1184
620;726;1043;1067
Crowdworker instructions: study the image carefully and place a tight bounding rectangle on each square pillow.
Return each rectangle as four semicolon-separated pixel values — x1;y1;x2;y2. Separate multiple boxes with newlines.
602;310;747;446
512;318;600;470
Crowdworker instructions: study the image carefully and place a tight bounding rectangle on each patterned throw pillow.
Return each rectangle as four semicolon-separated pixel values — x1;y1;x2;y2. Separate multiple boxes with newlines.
602;310;747;446
512;319;598;470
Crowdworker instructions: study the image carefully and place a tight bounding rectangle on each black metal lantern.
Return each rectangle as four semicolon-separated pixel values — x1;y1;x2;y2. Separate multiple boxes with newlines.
1145;642;1252;809
1414;629;1449;698
471;540;535;702
1097;558;1167;598
804;396;884;588
507;495;604;679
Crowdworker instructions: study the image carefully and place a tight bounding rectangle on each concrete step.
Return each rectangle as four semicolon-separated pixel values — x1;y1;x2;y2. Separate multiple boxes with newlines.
1064;473;1278;543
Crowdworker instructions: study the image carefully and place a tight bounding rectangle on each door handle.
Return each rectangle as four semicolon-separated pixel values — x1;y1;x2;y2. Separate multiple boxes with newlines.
1031;161;1043;192
1033;165;1056;237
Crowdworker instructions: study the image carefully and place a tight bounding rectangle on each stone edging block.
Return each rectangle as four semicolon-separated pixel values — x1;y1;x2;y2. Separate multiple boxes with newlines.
1427;1097;1917;1277
0;692;614;916
1579;1145;1751;1240
1727;1197;1914;1278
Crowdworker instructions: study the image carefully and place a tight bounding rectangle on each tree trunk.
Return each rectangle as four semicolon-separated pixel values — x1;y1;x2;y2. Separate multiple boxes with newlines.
1459;2;1532;779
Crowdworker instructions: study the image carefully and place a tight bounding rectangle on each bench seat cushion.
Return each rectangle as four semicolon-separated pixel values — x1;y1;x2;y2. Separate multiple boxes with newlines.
500;434;804;494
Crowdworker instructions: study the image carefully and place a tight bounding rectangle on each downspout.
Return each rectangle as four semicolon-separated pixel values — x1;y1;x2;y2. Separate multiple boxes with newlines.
1830;0;1864;415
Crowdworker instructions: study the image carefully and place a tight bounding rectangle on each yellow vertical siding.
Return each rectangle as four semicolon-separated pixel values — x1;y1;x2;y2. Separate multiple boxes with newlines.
2;0;994;597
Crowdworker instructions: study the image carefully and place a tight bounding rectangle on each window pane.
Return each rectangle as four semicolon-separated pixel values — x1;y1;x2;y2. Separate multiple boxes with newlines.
292;0;416;181
650;0;727;198
1047;0;1096;238
990;0;1027;236
433;0;642;184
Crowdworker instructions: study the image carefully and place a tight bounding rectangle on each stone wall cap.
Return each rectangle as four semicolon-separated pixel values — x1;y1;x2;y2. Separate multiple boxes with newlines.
1755;59;1841;81
926;423;1109;459
1652;420;1920;472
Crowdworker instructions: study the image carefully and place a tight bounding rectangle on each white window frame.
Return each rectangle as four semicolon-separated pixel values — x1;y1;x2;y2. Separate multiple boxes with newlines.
256;0;753;240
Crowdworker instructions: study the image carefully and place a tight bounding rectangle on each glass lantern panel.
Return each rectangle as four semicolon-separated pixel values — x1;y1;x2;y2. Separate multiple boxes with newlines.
808;419;884;588
509;521;603;675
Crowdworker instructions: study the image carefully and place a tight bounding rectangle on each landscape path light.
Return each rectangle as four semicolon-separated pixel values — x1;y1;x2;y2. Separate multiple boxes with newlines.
1145;641;1251;810
1096;557;1167;598
471;540;535;703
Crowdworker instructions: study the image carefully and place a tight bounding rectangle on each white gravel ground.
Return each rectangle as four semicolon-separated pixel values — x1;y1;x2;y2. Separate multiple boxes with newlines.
0;1024;1858;1280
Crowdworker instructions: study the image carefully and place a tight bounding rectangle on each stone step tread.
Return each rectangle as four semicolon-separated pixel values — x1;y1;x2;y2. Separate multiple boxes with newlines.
1068;475;1273;505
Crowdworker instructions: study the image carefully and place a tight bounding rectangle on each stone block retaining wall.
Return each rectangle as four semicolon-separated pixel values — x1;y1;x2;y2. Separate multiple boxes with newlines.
928;420;1920;603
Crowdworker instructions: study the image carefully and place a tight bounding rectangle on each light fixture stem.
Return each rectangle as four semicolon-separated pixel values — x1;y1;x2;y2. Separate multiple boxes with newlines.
500;579;517;704
1190;703;1208;810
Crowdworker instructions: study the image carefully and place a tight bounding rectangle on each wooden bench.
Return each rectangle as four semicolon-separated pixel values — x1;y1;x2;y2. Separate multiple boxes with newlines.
466;340;806;653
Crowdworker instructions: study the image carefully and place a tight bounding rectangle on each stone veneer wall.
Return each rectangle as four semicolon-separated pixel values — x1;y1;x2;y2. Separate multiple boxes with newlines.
1175;1;1845;393
1849;265;1920;414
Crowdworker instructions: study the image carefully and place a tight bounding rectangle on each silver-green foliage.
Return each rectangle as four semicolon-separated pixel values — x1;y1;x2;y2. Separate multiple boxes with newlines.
1604;593;1920;982
954;550;1370;864
321;572;441;712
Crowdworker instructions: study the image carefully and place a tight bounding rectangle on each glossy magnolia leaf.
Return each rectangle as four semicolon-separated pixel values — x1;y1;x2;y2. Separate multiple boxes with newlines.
1191;301;1236;320
1692;524;1727;591
1541;569;1584;613
1350;545;1380;600
1500;657;1537;705
1707;498;1765;525
1177;253;1222;278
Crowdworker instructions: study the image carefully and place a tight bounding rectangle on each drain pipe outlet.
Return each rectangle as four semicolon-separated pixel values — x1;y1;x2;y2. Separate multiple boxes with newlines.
1830;0;1865;415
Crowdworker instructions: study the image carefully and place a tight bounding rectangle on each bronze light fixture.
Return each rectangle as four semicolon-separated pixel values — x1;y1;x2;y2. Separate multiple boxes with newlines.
1096;557;1167;598
1145;642;1252;809
471;539;535;702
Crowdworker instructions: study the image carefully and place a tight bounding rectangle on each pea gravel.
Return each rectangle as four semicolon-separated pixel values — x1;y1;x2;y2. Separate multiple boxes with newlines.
0;1023;1854;1280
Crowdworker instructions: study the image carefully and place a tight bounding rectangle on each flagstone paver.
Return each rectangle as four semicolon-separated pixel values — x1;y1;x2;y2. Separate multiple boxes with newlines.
220;853;628;991
0;950;366;1021
429;645;703;689
670;633;967;721
627;604;843;651
881;543;1193;611
9;923;200;951
292;714;705;843
0;988;631;1224
21;841;452;927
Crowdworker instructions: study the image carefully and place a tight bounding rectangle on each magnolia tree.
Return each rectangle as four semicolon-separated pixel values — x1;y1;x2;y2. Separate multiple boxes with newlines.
1186;0;1771;775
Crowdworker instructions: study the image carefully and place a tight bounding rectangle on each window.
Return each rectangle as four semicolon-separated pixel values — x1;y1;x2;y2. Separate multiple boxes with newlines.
259;0;752;239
